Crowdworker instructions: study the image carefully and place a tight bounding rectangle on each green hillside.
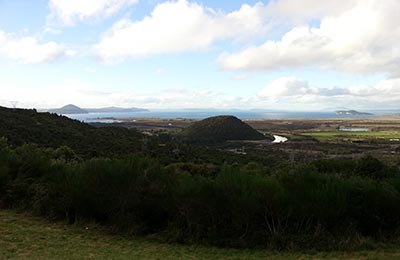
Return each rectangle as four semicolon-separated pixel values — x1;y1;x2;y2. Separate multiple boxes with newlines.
180;115;270;143
0;106;143;157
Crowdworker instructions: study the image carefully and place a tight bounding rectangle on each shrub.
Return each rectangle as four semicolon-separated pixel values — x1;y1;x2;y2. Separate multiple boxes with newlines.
0;138;13;199
355;155;388;180
2;144;400;249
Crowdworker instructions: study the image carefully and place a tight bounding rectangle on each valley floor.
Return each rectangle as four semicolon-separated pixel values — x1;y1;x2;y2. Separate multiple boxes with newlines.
1;210;400;260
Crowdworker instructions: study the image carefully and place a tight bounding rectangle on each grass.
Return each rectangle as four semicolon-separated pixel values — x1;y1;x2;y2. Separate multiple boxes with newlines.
301;131;400;140
2;210;400;259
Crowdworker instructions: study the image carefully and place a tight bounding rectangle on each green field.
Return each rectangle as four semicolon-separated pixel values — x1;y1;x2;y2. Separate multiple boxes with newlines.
301;131;400;140
1;210;400;260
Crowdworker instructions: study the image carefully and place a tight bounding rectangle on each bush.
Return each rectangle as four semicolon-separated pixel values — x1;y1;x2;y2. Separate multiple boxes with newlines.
0;138;13;198
355;155;389;180
2;144;400;249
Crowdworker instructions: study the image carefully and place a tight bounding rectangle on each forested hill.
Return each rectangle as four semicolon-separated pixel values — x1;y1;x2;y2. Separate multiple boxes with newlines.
180;115;271;143
0;106;143;157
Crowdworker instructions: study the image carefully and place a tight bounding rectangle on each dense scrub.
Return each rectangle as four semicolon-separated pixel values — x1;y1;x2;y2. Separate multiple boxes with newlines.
1;138;400;250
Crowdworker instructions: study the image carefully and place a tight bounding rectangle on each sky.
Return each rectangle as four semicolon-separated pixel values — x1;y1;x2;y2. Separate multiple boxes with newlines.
0;0;399;111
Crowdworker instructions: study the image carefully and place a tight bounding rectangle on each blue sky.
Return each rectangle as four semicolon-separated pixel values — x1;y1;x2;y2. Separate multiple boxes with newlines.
0;0;398;110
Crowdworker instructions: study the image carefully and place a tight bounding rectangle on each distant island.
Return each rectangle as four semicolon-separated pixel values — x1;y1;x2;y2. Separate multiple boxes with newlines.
86;107;148;113
48;104;148;114
335;110;372;116
48;104;88;114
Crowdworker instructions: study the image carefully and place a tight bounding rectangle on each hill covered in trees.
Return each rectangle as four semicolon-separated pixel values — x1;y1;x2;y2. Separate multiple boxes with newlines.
0;106;143;157
180;115;271;143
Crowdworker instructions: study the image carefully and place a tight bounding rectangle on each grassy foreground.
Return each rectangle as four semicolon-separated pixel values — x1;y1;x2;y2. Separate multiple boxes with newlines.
0;210;400;260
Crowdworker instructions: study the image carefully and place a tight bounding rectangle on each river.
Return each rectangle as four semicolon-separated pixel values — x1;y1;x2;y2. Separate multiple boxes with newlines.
272;135;288;143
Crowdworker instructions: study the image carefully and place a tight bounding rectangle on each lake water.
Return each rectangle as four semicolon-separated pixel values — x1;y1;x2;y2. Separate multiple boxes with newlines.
64;110;381;122
339;127;369;132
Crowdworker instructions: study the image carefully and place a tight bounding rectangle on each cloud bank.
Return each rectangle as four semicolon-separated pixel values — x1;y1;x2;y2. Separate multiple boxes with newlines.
94;0;267;62
48;0;139;26
219;0;400;76
0;30;68;64
3;75;400;111
257;76;400;110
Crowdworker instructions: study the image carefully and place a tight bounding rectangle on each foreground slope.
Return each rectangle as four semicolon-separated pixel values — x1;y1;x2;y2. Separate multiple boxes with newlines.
1;210;399;260
180;115;270;143
0;106;142;156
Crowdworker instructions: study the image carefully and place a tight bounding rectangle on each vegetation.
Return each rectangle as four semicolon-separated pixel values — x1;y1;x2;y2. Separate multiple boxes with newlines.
302;131;400;140
5;210;400;260
0;106;143;157
2;106;400;254
179;115;270;143
1;139;400;250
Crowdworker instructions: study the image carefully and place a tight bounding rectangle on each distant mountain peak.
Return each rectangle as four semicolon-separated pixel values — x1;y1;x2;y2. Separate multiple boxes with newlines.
48;104;88;114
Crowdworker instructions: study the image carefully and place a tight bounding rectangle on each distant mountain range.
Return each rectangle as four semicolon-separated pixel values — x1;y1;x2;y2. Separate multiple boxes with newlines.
86;107;149;113
48;104;149;114
335;110;372;115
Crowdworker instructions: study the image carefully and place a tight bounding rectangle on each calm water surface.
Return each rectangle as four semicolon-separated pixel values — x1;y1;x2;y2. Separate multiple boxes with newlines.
65;110;380;122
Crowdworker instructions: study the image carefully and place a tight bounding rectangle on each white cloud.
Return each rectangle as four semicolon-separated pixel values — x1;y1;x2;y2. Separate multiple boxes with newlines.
265;0;359;23
259;77;312;98
94;0;267;62
127;77;400;109
219;0;400;76
256;76;400;110
231;74;250;81
258;77;347;98
48;0;139;26
2;75;400;110
121;89;222;108
0;77;253;109
0;30;68;64
0;80;119;108
43;27;62;35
